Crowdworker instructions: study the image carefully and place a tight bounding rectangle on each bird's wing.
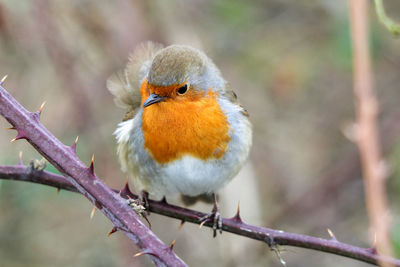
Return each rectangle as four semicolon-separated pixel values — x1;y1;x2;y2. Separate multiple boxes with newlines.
222;83;249;117
107;42;163;120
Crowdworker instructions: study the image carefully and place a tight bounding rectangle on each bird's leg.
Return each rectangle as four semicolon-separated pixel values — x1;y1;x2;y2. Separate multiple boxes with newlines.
199;193;222;237
141;191;150;215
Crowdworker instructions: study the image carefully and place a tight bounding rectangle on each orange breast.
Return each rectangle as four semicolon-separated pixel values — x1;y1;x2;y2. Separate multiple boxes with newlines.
140;80;231;164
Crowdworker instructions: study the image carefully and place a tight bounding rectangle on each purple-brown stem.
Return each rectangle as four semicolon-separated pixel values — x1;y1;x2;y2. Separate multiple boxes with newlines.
1;164;400;266
0;84;186;267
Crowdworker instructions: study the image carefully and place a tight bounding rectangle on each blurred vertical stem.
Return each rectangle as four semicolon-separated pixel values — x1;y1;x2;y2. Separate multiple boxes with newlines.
349;0;394;266
374;0;400;36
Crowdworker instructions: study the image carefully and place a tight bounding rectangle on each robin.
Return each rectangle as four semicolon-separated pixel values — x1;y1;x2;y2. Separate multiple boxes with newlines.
107;42;252;236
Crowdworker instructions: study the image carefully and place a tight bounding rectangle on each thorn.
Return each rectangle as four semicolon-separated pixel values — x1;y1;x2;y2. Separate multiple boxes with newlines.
0;74;8;85
7;127;15;130
199;219;207;229
327;228;337;241
89;154;95;175
169;239;176;250
231;201;242;223
11;130;26;142
119;177;133;198
18;151;23;165
71;136;79;152
133;249;157;258
178;220;185;229
160;196;167;204
38;101;46;114
133;251;146;258
32;102;46;120
90;206;97;219
107;227;118;237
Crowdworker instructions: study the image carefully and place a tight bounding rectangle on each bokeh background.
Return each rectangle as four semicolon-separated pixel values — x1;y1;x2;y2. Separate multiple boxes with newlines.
0;0;400;266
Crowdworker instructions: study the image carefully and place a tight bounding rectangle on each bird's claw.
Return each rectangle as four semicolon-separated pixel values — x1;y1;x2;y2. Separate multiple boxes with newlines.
128;198;146;215
199;211;222;237
127;191;151;228
127;197;152;228
199;195;223;237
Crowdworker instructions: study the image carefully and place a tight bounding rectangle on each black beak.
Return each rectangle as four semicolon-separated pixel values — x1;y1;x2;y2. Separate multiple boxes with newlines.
143;93;165;108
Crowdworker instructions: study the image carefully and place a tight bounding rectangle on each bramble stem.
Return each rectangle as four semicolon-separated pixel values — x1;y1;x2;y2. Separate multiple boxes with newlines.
1;165;400;266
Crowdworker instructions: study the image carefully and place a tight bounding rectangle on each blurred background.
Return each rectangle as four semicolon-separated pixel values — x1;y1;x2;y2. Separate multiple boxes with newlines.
0;0;400;266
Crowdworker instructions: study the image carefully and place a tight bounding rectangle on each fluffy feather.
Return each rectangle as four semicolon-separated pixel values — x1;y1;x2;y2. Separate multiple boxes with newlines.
107;42;163;111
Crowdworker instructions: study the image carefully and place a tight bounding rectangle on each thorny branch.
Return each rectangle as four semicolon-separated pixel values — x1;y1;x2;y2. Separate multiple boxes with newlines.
1;164;400;266
0;83;186;267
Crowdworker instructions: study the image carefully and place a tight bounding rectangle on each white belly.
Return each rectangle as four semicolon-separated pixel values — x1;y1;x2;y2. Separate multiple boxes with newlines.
149;155;240;197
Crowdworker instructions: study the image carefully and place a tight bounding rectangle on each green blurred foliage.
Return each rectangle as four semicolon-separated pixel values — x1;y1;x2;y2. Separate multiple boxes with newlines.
392;220;400;258
331;19;353;69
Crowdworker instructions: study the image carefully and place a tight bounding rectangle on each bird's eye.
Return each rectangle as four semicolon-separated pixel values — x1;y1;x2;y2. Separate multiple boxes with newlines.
177;84;188;95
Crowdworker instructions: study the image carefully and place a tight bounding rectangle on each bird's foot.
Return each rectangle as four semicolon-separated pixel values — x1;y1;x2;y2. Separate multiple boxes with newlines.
127;191;149;213
128;198;146;216
127;191;151;228
199;194;222;237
